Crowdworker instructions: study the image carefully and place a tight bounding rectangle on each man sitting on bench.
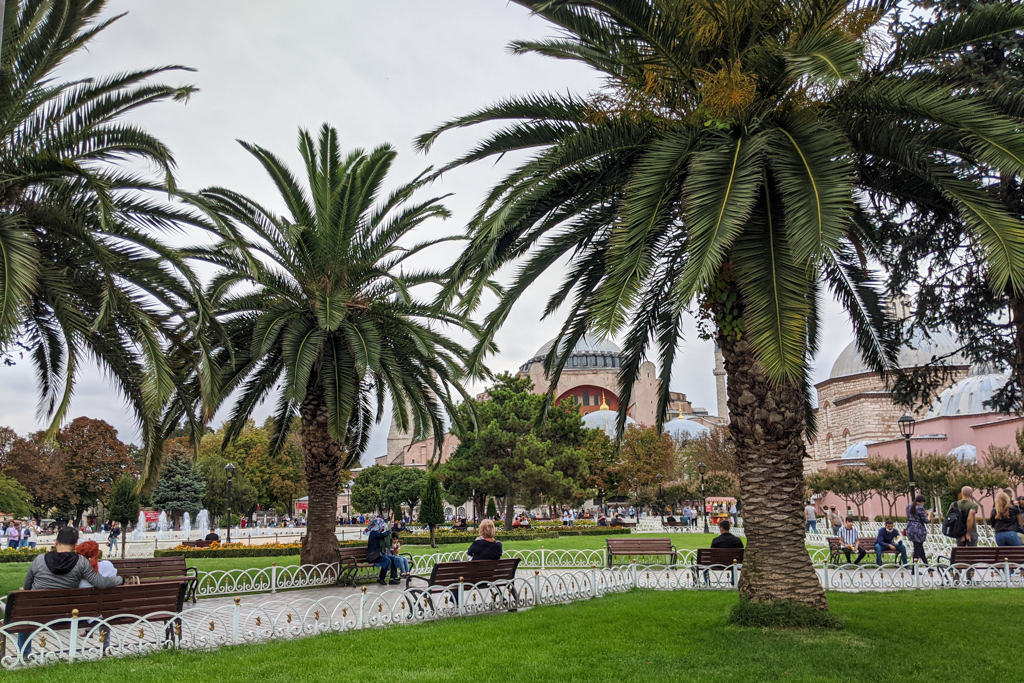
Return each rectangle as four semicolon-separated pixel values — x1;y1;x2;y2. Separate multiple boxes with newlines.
837;519;866;564
710;520;744;549
874;520;908;566
24;527;124;590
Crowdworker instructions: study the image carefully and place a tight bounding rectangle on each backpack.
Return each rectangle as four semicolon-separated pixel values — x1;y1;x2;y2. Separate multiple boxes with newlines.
941;501;968;539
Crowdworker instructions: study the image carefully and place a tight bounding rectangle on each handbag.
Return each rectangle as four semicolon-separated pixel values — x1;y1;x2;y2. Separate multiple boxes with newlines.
366;547;382;563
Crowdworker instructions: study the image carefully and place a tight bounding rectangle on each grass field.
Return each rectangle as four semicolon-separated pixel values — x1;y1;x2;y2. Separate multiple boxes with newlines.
0;533;717;596
4;588;1019;682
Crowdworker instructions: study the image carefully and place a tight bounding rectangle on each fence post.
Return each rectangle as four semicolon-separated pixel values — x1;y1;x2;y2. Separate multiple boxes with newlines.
232;597;240;644
359;586;367;629
1005;559;1012;589
534;570;541;606
590;567;597;599
154;537;158;553
914;560;921;590
822;561;829;590
271;563;277;594
68;609;80;662
731;560;737;588
458;577;465;617
541;547;546;571
631;561;638;589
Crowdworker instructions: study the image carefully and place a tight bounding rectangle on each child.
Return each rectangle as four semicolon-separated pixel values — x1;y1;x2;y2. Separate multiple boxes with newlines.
390;531;411;577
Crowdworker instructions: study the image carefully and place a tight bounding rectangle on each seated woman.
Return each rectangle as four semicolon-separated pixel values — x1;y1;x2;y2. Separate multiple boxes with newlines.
75;540;117;586
467;519;503;561
454;518;468;531
367;518;400;585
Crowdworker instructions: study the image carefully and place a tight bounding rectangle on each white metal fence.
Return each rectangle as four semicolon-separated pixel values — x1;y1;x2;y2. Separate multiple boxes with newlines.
3;559;1021;671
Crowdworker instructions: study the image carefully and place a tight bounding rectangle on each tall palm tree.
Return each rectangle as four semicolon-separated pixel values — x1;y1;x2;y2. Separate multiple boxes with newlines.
0;0;204;479
418;0;1024;612
183;125;476;565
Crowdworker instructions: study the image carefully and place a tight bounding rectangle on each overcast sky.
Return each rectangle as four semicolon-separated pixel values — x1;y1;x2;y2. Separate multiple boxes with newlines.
0;1;854;464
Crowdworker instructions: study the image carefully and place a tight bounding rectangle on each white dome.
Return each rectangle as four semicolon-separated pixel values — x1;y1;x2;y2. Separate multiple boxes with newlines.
582;409;636;439
925;372;1008;418
664;418;710;440
841;441;870;460
829;328;968;379
947;444;978;464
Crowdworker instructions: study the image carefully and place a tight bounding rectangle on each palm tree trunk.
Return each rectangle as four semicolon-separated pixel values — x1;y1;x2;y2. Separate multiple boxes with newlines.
299;375;344;566
719;335;828;610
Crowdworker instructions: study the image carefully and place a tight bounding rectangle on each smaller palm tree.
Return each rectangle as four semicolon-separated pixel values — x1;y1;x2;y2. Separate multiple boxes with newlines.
184;125;476;564
0;0;205;480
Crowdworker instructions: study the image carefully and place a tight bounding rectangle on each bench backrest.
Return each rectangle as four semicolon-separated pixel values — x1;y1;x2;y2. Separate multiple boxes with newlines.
827;537;842;550
337;546;369;562
3;581;186;631
856;537;880;551
110;556;189;580
695;548;744;566
427;559;520;587
950;547;1024;564
606;538;674;554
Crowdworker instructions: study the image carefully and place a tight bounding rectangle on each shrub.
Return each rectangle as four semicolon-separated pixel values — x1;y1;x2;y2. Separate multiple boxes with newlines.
156;542;302;558
0;548;46;563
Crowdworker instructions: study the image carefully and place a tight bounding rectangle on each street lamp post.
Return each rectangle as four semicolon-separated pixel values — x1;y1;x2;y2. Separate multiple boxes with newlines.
631;477;639;522
698;462;708;534
225;462;236;543
898;414;917;502
656;474;664;522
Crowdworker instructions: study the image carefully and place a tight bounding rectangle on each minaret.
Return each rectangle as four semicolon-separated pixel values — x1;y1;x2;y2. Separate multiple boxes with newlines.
713;344;728;420
386;403;415;465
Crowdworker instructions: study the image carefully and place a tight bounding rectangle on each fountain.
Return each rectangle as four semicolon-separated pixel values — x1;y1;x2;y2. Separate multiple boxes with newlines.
157;511;168;540
182;511;191;540
130;509;146;541
195;509;210;537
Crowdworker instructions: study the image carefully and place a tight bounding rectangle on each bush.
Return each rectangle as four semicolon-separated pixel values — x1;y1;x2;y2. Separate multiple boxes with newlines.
727;597;844;630
873;515;907;523
0;548;46;563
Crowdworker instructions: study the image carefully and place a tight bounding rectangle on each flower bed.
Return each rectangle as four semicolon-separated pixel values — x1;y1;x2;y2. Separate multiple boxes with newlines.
156;542;302;558
0;548;45;563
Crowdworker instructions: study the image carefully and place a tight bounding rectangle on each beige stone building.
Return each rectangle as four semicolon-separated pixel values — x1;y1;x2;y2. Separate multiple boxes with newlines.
805;329;969;473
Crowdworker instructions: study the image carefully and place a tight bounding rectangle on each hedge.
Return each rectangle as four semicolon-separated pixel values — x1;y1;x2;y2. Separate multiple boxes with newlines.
0;548;45;563
156;527;632;558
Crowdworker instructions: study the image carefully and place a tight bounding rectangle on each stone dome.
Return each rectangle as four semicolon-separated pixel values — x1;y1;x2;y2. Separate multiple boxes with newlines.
663;418;710;440
829;328;968;380
841;441;870;460
520;334;623;373
947;444;978;464
582;409;636;439
925;372;1008;418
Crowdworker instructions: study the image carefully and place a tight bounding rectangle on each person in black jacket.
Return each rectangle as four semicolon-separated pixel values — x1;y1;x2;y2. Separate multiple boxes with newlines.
710;520;744;549
467;519;502;560
367;517;399;585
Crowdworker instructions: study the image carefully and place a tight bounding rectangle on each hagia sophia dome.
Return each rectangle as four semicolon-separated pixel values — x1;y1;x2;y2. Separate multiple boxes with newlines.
664;417;710;440
926;365;1009;418
519;334;624;373
828;328;969;379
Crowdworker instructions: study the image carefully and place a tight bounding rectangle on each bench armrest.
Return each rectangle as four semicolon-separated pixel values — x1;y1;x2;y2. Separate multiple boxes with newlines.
405;573;432;586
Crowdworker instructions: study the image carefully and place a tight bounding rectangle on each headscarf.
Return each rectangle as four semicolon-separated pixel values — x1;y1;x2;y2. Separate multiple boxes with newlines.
76;540;101;572
368;517;387;534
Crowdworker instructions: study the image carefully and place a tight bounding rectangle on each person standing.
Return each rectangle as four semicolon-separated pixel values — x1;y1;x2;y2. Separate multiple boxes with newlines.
905;494;931;565
990;492;1023;546
828;507;843;536
108;522;120;556
804;501;818;534
729;503;738;527
955;486;982;547
6;521;20;549
683;504;692;528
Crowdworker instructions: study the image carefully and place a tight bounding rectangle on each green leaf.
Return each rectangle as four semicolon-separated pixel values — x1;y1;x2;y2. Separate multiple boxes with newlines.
316;290;348;331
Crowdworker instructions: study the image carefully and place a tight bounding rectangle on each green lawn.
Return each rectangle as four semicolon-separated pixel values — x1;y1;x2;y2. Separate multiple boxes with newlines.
1;534;717;596
5;588;1019;682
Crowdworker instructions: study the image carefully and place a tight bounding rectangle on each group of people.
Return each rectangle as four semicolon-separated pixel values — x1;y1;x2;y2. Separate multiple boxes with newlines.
363;516;504;584
2;520;35;549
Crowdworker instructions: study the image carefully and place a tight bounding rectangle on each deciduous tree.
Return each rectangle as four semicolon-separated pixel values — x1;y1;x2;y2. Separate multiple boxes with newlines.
58;417;135;525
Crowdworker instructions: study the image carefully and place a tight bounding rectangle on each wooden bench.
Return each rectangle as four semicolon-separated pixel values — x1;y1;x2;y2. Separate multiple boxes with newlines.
180;540;214;548
663;520;693;528
945;546;1024;567
608;520;637;529
856;537;904;563
110;557;198;603
335;547;414;587
692;548;743;585
606;538;676;567
405;559;520;609
1;580;187;657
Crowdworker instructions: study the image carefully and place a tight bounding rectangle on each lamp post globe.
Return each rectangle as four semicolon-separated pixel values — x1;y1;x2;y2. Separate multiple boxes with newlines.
225;462;236;544
898;415;917;502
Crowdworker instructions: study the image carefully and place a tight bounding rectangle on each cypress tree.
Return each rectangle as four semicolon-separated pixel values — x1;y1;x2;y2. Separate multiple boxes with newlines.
150;452;206;528
485;497;498;520
420;473;445;548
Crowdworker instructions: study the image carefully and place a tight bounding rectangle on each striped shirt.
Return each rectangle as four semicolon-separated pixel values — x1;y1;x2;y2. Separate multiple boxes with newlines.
838;526;859;546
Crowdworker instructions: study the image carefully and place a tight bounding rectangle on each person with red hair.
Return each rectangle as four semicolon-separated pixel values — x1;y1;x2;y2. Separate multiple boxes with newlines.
75;540;118;587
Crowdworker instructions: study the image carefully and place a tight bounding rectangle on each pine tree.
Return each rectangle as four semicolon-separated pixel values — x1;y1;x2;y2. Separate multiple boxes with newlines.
420;473;445;548
108;476;140;558
485;497;498;520
150;452;206;528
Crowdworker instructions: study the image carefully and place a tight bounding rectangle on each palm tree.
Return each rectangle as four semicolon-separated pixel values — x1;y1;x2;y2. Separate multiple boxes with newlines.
0;0;203;478
418;0;1024;612
184;125;476;565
